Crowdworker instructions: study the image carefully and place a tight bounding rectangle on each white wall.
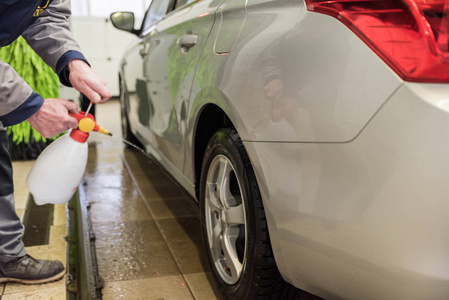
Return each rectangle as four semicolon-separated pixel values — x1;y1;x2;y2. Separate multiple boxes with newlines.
69;17;141;96
72;0;150;18
60;0;148;99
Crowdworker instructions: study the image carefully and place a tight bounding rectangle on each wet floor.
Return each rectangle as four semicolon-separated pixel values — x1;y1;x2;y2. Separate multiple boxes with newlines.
84;101;217;299
4;100;321;300
2;160;67;299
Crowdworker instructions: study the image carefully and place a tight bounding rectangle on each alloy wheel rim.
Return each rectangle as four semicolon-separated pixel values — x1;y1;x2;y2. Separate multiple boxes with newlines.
205;154;247;285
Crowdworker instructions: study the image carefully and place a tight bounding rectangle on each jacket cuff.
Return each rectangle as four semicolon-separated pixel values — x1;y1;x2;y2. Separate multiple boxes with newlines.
0;93;44;127
56;50;90;87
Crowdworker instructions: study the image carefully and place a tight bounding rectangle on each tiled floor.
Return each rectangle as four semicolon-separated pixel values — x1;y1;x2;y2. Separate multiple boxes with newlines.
2;161;67;300
3;100;318;300
84;101;217;299
2;100;217;300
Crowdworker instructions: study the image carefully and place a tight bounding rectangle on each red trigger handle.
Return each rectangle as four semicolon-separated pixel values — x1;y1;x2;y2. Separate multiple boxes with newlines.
68;112;95;123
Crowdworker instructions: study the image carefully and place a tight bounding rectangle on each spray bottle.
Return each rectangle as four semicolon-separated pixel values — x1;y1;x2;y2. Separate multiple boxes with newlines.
26;112;112;205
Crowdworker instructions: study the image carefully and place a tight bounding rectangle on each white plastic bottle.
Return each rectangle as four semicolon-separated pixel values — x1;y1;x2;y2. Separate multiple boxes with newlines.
26;129;89;205
26;112;111;205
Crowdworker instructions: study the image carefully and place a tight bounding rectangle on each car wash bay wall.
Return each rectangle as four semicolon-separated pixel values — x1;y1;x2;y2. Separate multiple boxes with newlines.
63;17;142;97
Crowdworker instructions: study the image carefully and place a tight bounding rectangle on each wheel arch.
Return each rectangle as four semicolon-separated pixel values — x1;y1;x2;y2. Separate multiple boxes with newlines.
188;89;291;288
189;87;257;200
192;103;234;200
193;107;297;297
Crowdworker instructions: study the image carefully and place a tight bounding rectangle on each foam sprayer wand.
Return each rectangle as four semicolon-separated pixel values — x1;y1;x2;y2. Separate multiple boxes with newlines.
69;112;113;138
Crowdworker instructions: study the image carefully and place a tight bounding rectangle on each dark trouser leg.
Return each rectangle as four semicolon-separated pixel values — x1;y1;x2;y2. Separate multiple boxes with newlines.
0;130;26;263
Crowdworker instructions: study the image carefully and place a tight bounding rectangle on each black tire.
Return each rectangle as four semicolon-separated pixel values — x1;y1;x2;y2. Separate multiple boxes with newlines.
200;128;301;300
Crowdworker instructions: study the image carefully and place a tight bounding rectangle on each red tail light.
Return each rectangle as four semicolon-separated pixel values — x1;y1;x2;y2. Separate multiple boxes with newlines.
305;0;449;83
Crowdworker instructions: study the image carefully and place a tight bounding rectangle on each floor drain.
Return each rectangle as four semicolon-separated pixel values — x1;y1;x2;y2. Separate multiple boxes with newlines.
22;194;54;247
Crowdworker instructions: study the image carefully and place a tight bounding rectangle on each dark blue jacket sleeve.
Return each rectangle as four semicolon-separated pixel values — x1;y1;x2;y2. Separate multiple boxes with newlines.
56;50;89;87
0;92;44;127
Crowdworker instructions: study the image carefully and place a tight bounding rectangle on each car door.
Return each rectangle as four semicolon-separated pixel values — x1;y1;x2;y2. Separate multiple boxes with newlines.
122;0;173;147
142;0;222;178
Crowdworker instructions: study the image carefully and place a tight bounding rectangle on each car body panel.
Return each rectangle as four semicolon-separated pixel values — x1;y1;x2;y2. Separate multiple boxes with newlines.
144;2;220;170
246;82;449;300
119;0;449;298
188;1;402;143
214;0;247;54
185;2;401;181
121;36;153;147
122;0;223;187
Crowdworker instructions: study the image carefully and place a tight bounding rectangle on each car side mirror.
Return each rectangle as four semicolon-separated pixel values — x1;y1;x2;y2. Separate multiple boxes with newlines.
110;12;138;34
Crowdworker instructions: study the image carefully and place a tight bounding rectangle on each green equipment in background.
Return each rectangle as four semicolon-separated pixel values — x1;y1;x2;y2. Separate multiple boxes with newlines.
0;36;60;160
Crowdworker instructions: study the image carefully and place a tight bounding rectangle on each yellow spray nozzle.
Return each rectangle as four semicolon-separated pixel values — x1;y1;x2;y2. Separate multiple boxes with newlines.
78;118;96;133
97;126;112;136
69;112;113;136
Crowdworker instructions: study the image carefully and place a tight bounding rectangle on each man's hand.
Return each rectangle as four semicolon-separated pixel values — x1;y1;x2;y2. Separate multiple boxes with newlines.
27;98;79;138
68;59;112;103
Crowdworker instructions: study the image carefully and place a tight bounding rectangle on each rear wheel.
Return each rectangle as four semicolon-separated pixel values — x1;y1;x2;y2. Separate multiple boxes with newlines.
200;128;301;299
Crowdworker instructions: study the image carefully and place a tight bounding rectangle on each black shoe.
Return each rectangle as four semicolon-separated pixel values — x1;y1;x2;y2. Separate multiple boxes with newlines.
0;254;65;284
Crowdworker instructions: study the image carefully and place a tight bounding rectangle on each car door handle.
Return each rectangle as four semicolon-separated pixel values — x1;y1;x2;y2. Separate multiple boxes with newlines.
177;34;198;52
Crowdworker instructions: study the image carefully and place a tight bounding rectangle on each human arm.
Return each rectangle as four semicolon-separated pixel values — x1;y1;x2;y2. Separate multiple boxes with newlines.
0;60;43;128
21;0;111;103
0;59;78;136
27;98;78;138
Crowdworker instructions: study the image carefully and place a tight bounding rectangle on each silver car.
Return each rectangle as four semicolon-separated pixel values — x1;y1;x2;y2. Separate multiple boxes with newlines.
111;0;449;299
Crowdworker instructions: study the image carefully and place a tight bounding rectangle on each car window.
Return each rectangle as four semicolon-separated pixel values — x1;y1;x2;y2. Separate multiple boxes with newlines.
141;0;171;32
